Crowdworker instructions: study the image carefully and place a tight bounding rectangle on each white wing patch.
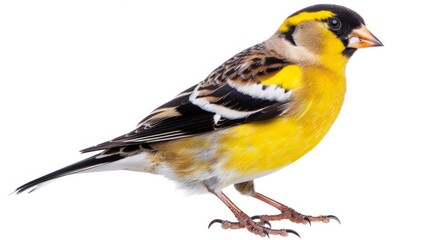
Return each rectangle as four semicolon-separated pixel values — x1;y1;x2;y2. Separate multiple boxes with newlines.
189;84;264;120
190;81;292;121
213;114;222;125
229;81;292;102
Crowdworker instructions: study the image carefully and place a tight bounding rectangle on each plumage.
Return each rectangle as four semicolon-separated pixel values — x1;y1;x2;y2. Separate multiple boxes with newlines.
81;43;294;153
14;154;124;194
15;4;382;238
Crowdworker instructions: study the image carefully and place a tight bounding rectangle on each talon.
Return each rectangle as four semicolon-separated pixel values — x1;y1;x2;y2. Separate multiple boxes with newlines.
208;219;223;229
251;215;262;220
264;221;272;228
286;229;301;238
304;216;311;226
263;229;270;238
327;215;341;224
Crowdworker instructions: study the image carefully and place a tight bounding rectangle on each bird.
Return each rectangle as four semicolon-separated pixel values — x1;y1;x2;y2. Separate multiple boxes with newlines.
14;4;382;238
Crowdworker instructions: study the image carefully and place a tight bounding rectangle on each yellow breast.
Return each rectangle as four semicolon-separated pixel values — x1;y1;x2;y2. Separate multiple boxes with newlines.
219;66;346;176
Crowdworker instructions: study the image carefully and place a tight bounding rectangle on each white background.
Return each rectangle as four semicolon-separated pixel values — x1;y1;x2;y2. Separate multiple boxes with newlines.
1;0;428;239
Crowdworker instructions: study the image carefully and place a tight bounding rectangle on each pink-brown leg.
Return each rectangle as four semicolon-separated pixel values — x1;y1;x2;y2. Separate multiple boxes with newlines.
252;192;340;225
205;183;299;237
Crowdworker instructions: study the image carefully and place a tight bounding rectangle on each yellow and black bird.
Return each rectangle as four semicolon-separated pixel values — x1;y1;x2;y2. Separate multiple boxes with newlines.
15;4;382;237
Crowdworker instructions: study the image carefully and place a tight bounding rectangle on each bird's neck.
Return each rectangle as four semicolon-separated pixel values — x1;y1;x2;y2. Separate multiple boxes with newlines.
317;52;349;74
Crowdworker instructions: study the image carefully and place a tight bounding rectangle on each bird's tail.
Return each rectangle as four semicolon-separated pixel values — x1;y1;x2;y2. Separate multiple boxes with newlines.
14;153;124;194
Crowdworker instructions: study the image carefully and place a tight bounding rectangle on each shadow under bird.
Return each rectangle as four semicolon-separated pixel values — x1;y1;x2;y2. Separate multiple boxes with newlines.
15;4;382;238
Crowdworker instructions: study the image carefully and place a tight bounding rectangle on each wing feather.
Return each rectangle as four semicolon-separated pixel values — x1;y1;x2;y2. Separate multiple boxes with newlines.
81;43;294;153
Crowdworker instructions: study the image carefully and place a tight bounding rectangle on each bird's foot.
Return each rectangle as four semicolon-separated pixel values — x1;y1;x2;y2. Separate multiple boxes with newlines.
208;213;300;238
252;206;340;226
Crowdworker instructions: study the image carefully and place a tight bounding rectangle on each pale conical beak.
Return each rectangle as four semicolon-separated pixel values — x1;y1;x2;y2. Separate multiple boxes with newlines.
347;24;383;48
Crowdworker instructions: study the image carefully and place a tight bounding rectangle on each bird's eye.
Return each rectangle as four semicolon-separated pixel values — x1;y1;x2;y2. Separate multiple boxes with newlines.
328;18;342;30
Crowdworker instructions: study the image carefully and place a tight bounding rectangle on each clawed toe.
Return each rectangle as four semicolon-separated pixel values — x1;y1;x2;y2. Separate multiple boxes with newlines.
326;215;341;224
205;186;335;238
286;229;300;238
303;216;311;225
307;215;341;224
208;216;299;238
252;211;340;228
208;219;224;229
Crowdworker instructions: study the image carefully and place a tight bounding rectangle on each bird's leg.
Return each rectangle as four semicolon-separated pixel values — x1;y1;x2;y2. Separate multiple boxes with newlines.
204;180;299;238
252;192;340;225
234;181;340;225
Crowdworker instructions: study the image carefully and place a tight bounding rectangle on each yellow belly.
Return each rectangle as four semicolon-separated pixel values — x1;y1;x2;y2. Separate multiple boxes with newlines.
219;67;346;177
149;67;346;184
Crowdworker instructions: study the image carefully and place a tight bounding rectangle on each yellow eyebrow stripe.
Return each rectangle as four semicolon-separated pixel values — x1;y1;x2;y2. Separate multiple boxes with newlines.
279;10;335;32
261;65;302;90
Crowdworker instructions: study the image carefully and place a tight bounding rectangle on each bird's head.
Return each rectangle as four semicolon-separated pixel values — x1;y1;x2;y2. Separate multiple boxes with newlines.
274;4;382;71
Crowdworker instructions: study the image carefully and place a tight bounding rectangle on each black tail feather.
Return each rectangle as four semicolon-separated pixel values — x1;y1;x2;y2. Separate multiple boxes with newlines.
14;154;123;194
